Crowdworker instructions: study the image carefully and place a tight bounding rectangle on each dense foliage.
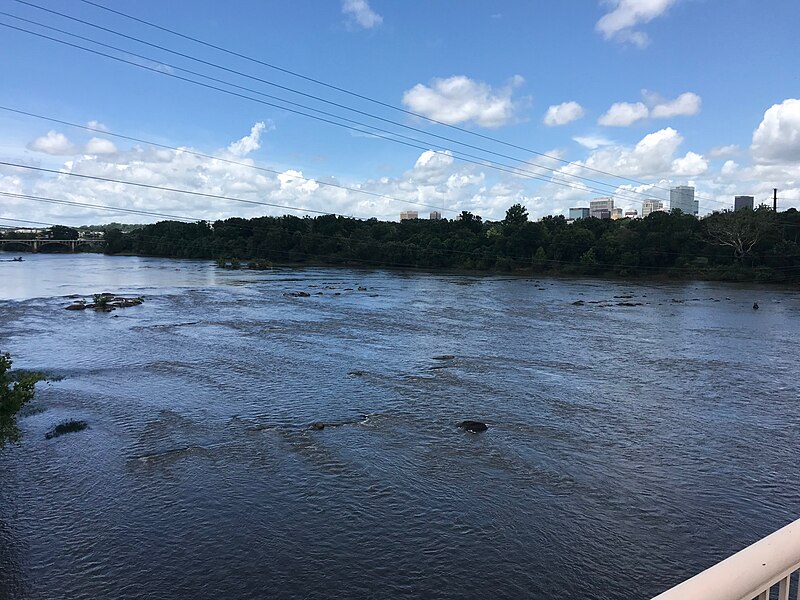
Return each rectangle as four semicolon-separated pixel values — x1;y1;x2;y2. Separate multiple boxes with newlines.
0;353;40;449
96;205;800;282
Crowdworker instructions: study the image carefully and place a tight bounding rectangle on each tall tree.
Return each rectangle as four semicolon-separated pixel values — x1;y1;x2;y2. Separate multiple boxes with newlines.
705;207;777;261
504;203;529;226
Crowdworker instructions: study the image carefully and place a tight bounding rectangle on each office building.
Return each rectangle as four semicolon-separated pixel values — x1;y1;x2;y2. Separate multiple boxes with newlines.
569;207;590;220
734;196;754;211
590;197;614;219
429;211;442;220
642;200;664;218
624;210;639;219
670;186;698;215
400;211;418;220
611;208;624;220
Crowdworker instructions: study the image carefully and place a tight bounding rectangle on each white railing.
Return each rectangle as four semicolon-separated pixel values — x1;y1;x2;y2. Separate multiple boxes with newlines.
652;518;800;600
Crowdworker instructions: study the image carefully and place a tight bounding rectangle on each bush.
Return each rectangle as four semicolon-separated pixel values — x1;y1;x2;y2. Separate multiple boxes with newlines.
0;353;41;449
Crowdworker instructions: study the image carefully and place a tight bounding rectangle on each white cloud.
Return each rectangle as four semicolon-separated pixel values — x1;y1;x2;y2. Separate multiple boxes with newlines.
571;127;702;179
751;98;800;164
402;75;526;128
599;91;701;127
709;144;740;159
277;170;319;194
672;151;708;176
227;121;269;157
598;102;649;126
342;0;383;29
27;131;77;155
721;160;738;176
3;122;536;225
543;101;585;126
87;120;109;132
573;135;614;149
84;138;118;155
647;91;702;118
414;150;454;171
7;114;799;228
596;0;677;47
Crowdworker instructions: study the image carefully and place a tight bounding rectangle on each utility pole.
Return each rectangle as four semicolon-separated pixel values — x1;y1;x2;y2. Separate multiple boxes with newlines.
774;188;778;212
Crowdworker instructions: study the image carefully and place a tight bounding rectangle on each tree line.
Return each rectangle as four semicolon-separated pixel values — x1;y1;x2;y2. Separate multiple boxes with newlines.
9;205;800;282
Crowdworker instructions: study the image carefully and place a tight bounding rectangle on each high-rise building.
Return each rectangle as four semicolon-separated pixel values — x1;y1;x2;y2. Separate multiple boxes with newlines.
610;208;624;220
642;200;664;217
569;207;590;220
734;195;754;211
670;186;698;215
590;197;614;219
400;211;418;220
429;211;442;220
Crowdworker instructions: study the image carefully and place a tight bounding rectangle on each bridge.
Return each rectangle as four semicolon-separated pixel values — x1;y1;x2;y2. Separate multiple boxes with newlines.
0;239;106;253
653;516;800;600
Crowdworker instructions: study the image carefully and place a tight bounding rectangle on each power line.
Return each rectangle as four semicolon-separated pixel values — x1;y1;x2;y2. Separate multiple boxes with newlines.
0;22;726;215
0;191;197;223
0;160;368;218
0;216;54;227
0;17;681;211
1;5;707;208
69;0;730;204
0;106;458;216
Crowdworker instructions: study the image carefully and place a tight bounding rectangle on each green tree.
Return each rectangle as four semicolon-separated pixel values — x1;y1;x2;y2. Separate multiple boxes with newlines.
705;207;778;261
503;203;529;226
0;353;41;449
50;225;79;240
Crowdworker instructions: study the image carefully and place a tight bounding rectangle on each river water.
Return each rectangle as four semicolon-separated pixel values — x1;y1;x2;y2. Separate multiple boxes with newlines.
0;254;798;599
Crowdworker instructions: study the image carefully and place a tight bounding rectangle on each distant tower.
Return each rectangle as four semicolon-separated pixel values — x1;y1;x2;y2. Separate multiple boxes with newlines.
400;211;419;220
642;199;664;217
568;207;590;220
670;186;698;215
734;195;754;211
429;210;442;220
590;197;614;219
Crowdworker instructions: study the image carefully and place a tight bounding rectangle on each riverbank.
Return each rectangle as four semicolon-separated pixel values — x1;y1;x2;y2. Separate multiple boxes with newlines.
98;209;800;285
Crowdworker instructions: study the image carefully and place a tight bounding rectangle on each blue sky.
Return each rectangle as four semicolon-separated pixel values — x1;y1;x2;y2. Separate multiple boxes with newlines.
1;0;799;226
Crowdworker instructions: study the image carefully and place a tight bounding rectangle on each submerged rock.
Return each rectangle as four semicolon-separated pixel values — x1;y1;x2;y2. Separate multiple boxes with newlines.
457;420;488;433
65;303;87;311
572;300;585;306
310;422;326;430
432;355;456;360
45;420;88;439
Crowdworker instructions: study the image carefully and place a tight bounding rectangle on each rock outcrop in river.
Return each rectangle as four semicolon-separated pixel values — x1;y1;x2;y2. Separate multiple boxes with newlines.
65;293;144;312
458;420;488;433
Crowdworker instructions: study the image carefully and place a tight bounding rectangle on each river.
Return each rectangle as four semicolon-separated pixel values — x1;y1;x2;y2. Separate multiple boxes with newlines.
1;253;798;599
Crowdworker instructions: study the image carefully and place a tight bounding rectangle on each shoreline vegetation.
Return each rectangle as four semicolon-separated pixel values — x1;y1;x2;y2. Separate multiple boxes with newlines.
4;205;800;283
0;353;41;449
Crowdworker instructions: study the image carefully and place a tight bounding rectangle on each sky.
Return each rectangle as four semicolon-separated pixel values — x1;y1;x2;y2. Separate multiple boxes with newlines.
0;0;799;227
